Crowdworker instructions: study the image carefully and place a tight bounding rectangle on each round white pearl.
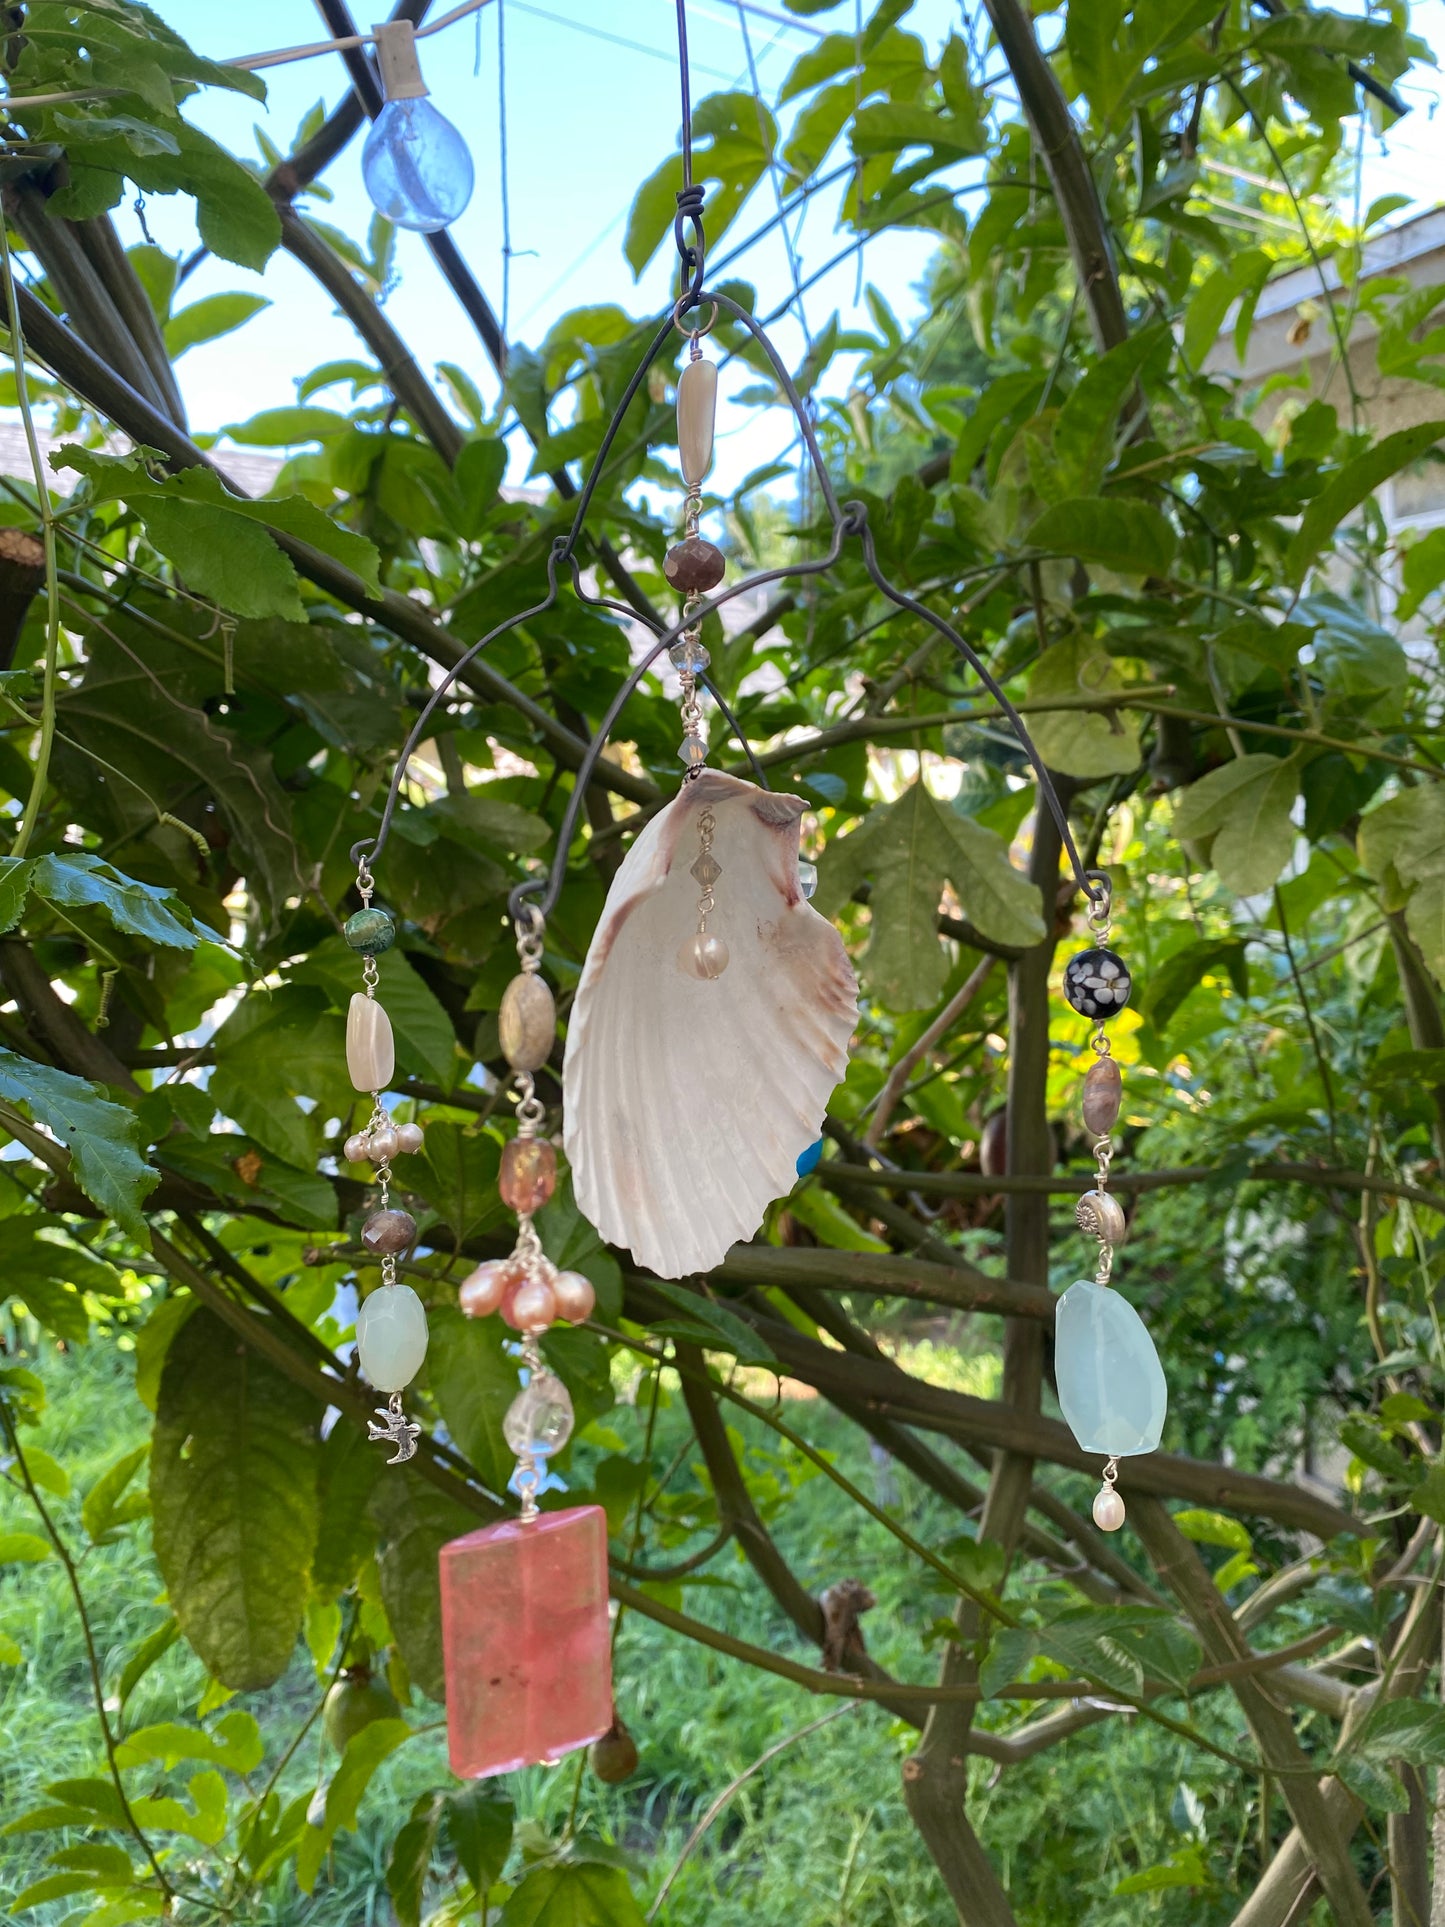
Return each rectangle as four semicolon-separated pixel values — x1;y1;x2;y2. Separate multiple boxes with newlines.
1092;1485;1126;1533
368;1122;400;1161
393;1121;425;1154
343;1132;370;1164
678;931;729;979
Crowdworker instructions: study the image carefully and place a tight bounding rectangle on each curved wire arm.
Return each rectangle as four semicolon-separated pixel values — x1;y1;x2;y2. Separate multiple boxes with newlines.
353;283;1104;925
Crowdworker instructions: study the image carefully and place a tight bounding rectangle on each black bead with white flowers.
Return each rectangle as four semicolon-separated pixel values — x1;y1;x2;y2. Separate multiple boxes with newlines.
1063;947;1132;1020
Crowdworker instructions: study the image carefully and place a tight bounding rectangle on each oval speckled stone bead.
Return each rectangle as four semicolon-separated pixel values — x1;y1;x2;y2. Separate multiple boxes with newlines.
499;972;556;1072
344;906;396;955
356;1282;429;1392
663;536;726;593
677;356;717;488
1081;1056;1122;1135
347;992;395;1093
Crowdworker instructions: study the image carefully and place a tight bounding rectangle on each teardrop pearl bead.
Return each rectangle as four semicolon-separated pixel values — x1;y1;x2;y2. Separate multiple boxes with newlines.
678;932;729;979
347;993;395;1094
677;356;717;488
356;1283;429;1392
1092;1485;1126;1532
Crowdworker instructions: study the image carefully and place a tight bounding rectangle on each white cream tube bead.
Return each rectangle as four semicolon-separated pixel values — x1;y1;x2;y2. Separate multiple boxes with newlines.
677;357;717;489
347;992;395;1093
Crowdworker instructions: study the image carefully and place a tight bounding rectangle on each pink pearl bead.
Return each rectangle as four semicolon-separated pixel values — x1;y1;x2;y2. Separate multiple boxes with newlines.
1092;1485;1126;1533
368;1122;400;1160
343;1132;370;1164
551;1269;596;1324
459;1260;515;1319
394;1121;425;1155
505;1276;557;1332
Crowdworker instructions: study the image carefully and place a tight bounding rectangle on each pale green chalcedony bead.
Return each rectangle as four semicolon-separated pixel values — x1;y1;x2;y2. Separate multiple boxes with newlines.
1055;1279;1166;1457
356;1283;429;1393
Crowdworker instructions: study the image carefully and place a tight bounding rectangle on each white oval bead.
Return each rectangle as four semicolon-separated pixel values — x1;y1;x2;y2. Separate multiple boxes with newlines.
677;356;717;488
1092;1485;1126;1532
356;1283;429;1392
1055;1279;1167;1458
347;992;395;1094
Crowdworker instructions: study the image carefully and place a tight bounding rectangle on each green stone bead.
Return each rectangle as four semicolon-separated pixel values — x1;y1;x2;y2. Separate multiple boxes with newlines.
344;907;396;956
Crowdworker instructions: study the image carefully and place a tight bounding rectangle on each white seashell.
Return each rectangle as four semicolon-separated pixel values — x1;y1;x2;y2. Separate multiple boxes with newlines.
564;770;858;1278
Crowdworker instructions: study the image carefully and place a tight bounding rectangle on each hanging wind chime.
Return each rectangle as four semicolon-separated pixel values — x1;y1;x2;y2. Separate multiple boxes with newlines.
311;0;1169;1783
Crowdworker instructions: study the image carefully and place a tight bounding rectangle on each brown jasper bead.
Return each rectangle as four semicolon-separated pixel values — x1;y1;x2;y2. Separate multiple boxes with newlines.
1081;1056;1123;1136
499;1137;557;1215
361;1207;417;1256
499;972;556;1073
663;536;726;593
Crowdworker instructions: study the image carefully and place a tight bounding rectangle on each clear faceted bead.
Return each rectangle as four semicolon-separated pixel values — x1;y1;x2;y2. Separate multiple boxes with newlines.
797;858;818;901
504;1369;575;1460
669;639;710;675
678;734;708;768
690;851;722;887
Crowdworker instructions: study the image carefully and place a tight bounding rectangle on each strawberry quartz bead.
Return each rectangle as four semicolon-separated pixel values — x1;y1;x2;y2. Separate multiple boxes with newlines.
440;1505;612;1778
499;1138;557;1215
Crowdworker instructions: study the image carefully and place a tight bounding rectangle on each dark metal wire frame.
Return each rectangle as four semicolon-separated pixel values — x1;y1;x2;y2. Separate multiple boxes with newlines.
356;273;1102;932
353;284;1102;926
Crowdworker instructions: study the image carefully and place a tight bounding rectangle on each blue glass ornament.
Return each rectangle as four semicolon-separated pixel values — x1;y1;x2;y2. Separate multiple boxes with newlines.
796;1137;823;1177
363;22;474;234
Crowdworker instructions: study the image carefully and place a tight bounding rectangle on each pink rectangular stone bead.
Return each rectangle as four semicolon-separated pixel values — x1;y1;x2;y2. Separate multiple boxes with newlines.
440;1504;612;1779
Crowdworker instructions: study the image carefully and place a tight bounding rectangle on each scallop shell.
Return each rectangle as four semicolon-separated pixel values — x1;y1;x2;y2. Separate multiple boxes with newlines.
563;770;858;1277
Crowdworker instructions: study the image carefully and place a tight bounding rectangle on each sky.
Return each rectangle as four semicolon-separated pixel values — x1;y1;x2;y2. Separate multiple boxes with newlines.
59;0;1445;496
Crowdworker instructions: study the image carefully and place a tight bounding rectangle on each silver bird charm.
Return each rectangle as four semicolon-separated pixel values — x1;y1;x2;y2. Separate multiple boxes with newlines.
368;1394;421;1465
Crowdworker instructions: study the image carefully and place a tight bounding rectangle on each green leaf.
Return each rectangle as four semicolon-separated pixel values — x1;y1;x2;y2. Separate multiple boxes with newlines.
427;1305;522;1496
31;852;198;949
387;1793;443;1927
370;1469;477;1701
1336;1754;1410;1813
1053;327;1169;493
1171;755;1300;897
13;1441;70;1499
0;1048;158;1242
113;1710;263;1773
644;1280;776;1366
116;1619;181;1709
129;1769;227;1846
1354;1698;1445;1766
1339;1414;1413;1485
1025;638;1143;779
1025;497;1177;577
535;1176;622;1324
1171;1508;1252;1553
313;1421;384;1596
1411;1464;1445;1524
219;405;351;446
1398;526;1445;621
0;856;32;934
814;781;1043;1008
787;1184;889;1253
399;1122;500;1244
0;1631;19;1664
151;1306;321;1690
500;1861;647;1927
445;1785;514;1894
1285;422;1445;587
0;1530;53;1563
1114;1845;1212;1895
82;1445;149;1543
209;985;347;1169
164;292;270;359
297;1718;412;1893
1143;939;1249;1032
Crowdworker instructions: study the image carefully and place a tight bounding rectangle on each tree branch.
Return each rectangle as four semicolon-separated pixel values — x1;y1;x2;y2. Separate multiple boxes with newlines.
1130;1496;1374;1927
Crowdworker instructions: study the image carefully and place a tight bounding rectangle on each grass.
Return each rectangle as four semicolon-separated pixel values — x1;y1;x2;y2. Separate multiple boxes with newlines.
0;1322;1256;1926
